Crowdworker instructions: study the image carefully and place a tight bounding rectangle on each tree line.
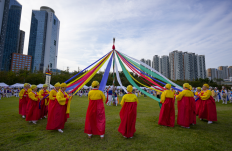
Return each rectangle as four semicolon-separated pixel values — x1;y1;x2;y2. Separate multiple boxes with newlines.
0;69;230;90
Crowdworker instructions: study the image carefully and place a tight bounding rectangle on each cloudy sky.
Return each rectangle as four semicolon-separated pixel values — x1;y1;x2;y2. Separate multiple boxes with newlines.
18;0;232;71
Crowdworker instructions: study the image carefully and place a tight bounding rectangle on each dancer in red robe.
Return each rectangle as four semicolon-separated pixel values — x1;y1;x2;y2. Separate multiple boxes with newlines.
84;81;106;139
158;84;175;127
19;83;30;118
26;85;40;124
198;84;217;124
39;84;49;119
195;87;201;115
46;83;71;133
48;82;60;115
118;85;138;138
176;83;196;128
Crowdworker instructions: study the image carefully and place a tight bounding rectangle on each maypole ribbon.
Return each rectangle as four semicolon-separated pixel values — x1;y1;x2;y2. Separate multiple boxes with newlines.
116;52;161;102
67;51;112;86
115;57;128;93
65;51;111;83
72;51;113;95
99;51;114;91
117;51;165;91
118;51;183;91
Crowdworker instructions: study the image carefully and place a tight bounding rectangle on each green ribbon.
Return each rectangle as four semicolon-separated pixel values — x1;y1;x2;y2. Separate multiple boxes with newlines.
116;53;161;103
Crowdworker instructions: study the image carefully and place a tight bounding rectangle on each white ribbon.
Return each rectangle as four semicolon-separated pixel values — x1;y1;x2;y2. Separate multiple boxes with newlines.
115;59;128;93
118;51;183;91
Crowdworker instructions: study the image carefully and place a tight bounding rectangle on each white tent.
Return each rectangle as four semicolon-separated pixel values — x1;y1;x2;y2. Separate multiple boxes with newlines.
37;84;54;88
83;85;89;89
10;83;24;88
0;82;9;87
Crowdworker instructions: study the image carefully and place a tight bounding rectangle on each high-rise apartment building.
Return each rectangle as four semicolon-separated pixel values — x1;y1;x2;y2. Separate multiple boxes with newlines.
28;6;60;72
183;52;195;81
146;59;151;67
169;50;184;80
217;70;223;79
140;58;145;63
152;55;159;71
218;66;228;79
159;55;170;78
228;66;232;78
17;30;25;54
196;55;206;79
207;68;217;81
0;0;22;71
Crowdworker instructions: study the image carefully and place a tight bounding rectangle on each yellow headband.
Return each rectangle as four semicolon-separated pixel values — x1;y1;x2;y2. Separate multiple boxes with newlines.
91;81;99;87
203;84;209;89
24;83;29;87
54;82;60;87
43;84;48;88
60;83;67;88
197;87;201;90
127;85;133;92
31;85;37;90
165;84;171;89
183;83;190;89
189;86;192;91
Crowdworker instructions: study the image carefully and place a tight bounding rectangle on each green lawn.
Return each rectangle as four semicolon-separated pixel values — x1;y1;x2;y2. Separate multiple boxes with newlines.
0;96;232;151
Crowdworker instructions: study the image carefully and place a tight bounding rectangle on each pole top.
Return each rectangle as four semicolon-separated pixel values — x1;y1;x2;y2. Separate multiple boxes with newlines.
112;38;115;50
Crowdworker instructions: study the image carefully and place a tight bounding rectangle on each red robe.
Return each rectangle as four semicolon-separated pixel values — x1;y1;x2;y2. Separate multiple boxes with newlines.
198;96;217;121
177;96;196;127
158;98;175;127
40;90;49;118
84;99;105;135
19;89;28;116
118;102;137;138
26;93;40;121
46;94;68;130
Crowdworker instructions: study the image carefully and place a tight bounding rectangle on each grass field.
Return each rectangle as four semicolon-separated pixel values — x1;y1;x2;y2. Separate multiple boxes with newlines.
0;96;232;151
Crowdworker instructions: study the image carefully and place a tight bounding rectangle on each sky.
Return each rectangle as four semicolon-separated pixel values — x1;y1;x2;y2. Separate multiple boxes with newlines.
18;0;232;72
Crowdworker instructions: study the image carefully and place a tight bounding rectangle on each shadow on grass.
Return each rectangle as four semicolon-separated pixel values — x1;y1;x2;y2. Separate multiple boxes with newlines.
15;134;37;142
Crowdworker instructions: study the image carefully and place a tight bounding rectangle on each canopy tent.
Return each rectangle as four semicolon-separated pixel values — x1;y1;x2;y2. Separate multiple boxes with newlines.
63;48;183;105
0;82;9;87
37;84;54;88
10;83;24;88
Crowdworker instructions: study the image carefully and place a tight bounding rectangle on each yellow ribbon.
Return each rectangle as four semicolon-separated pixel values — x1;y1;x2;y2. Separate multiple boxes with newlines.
73;51;113;95
67;51;112;86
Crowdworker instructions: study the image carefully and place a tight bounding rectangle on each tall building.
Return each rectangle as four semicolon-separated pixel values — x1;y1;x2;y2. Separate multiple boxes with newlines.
146;59;151;67
228;66;232;77
196;55;206;79
0;0;22;71
169;50;184;80
218;66;228;79
217;70;223;79
152;55;159;71
17;30;25;54
183;52;195;81
28;6;60;72
159;55;170;78
10;53;32;72
207;68;217;81
140;58;145;63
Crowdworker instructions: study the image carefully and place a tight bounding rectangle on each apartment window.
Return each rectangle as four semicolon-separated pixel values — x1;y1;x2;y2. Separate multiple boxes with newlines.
54;40;56;46
54;19;56;25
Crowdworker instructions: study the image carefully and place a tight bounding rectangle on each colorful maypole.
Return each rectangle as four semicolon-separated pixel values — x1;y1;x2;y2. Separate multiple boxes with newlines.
112;38;116;105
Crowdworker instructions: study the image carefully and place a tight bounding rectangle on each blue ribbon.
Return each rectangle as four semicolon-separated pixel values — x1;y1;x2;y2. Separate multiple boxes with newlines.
64;51;111;83
39;94;49;109
66;81;83;91
99;52;114;91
